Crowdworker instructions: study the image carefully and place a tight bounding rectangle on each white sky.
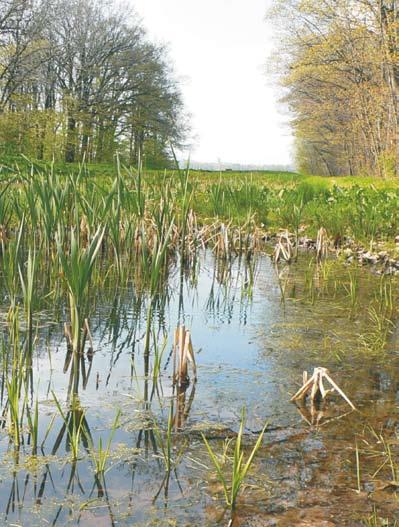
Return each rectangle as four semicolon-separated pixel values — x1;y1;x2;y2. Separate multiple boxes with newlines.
131;0;293;166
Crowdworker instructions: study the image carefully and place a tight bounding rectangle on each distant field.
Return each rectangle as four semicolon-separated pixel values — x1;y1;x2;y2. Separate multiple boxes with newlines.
1;156;399;188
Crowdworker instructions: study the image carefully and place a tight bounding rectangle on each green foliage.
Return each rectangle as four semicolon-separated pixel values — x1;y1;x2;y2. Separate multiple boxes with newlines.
202;408;267;513
56;226;105;354
85;410;121;475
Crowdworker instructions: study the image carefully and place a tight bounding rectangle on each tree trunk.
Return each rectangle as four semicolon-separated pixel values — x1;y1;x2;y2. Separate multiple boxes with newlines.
65;115;76;163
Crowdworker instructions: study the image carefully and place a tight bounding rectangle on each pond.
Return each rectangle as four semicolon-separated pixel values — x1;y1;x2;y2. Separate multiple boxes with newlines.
0;250;398;526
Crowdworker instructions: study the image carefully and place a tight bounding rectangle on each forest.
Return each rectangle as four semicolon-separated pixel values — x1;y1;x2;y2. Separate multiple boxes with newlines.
0;0;185;167
271;0;399;177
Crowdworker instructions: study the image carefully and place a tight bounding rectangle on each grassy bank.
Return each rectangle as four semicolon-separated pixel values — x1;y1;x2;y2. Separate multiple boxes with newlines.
1;158;399;250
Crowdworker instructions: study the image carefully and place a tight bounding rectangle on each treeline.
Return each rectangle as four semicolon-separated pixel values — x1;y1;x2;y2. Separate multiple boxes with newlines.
0;0;186;167
270;0;399;177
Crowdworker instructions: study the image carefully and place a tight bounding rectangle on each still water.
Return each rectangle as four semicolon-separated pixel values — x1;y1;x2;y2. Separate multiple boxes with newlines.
0;251;398;526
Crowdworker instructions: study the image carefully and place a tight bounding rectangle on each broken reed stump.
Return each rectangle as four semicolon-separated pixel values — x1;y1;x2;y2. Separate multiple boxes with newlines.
63;318;94;355
290;367;356;410
273;230;293;263
172;326;197;387
316;227;328;262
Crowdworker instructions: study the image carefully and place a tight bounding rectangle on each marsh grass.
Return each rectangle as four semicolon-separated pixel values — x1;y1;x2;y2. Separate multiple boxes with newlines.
359;306;394;354
57;226;105;355
0;161;398;523
86;409;121;475
152;402;188;502
52;392;87;461
26;393;39;455
344;270;359;318
4;306;26;448
357;427;399;488
202;408;267;516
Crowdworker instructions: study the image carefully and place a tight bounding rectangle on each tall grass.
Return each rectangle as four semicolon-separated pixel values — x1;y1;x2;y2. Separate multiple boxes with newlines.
57;226;104;355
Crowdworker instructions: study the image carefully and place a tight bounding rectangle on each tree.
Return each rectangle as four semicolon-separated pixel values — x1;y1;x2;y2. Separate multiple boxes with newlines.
0;0;187;166
269;0;399;176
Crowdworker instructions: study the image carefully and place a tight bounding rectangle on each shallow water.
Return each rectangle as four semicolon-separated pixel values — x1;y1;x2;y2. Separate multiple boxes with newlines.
0;250;398;526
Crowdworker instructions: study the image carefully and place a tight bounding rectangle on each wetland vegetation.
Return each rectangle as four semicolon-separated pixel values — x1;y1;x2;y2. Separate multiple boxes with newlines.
0;160;397;526
1;0;399;525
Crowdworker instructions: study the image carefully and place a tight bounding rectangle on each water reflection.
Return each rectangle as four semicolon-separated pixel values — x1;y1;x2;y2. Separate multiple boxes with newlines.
0;250;398;526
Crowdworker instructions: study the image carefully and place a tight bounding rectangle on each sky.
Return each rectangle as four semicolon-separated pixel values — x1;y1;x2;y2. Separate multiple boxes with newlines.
131;0;293;166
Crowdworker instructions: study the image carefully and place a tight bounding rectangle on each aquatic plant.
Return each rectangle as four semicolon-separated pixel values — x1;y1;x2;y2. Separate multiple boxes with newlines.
359;306;394;354
19;248;38;363
26;394;39;455
202;408;267;516
172;326;197;387
273;230;293;263
344;269;359;318
86;409;121;475
152;402;188;502
52;392;87;461
5;306;26;448
364;510;398;527
57;226;105;355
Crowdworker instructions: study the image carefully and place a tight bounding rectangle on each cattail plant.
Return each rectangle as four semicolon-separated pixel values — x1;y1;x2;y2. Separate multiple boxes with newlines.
273;231;293;263
316;227;328;262
202;408;267;520
5;306;26;448
56;225;105;355
172;326;197;387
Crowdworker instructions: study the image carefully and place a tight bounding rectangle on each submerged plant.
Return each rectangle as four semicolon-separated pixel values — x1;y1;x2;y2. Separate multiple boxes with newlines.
202;408;267;517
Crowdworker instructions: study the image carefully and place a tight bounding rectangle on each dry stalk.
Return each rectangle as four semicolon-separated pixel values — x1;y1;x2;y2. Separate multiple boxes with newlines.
172;326;197;387
80;215;89;247
291;366;356;410
316;227;328;262
274;230;293;263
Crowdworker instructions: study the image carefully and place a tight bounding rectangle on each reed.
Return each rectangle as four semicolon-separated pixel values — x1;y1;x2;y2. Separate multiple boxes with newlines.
19;248;37;365
5;306;26;447
52;392;86;461
26;394;39;455
86;409;121;475
172;326;197;387
202;408;267;515
57;226;105;355
153;403;174;477
344;270;359;318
